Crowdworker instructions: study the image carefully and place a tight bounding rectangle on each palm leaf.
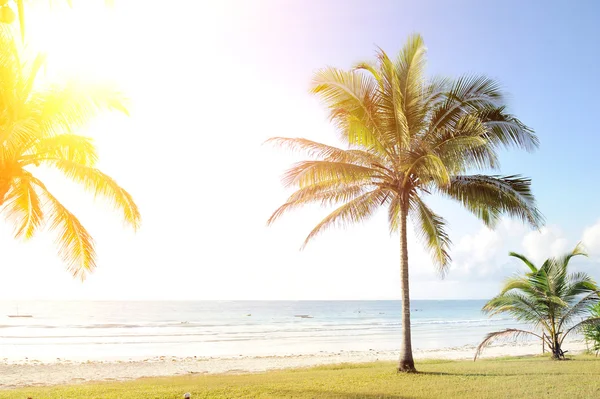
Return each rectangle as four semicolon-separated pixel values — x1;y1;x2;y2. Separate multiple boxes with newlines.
562;317;600;344
32;177;96;279
282;160;380;189
509;252;538;273
559;291;600;331
31;82;128;137
483;292;549;327
267;184;366;226
441;174;543;228
477;106;539;152
409;195;451;275
45;160;141;230
265;137;383;167
2;174;43;239
22;134;98;167
395;34;427;135
301;189;387;248
311;67;388;153
474;328;544;360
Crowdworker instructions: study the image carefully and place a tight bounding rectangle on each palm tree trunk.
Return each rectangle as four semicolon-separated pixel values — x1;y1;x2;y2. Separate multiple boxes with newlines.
551;338;563;360
397;201;416;373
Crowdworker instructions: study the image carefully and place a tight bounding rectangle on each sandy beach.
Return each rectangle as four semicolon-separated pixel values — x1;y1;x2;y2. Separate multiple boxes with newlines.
0;340;589;390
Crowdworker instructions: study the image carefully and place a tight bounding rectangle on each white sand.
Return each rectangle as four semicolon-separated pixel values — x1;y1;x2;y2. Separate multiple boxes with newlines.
0;340;589;389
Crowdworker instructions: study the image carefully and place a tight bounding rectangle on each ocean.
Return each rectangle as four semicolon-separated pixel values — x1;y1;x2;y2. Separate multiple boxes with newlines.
0;300;525;362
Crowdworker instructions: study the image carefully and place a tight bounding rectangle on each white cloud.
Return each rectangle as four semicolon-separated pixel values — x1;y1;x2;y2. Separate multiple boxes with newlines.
452;226;503;276
522;226;569;265
447;219;530;280
582;219;600;258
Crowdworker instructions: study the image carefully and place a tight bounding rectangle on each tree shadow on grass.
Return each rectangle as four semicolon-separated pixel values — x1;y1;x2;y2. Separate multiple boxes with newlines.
272;389;414;399
417;371;594;377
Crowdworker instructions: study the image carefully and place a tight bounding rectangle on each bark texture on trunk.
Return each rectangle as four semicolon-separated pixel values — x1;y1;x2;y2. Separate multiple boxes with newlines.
551;339;564;360
397;201;416;373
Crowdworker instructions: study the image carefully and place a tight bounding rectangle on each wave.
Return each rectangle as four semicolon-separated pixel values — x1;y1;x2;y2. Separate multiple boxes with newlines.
0;317;512;330
0;319;521;342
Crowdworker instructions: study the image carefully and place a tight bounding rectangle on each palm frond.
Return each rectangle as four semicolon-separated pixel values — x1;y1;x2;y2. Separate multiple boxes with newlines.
22;134;98;167
301;189;387;248
310;67;388;152
21;53;46;100
441;174;543;228
474;328;543;360
562;317;600;344
477;106;539;152
267;184;366;226
45;160;141;230
16;0;25;40
2;174;43;239
482;292;549;327
409;195;451;275
282;160;380;189
403;153;450;188
353;61;383;90
430;114;499;172
32;177;96;279
395;34;427;135
375;47;410;151
387;195;402;234
563;272;598;300
499;276;541;296
265;137;384;167
428;75;504;137
509;251;538;273
30;82;128;137
559;291;600;331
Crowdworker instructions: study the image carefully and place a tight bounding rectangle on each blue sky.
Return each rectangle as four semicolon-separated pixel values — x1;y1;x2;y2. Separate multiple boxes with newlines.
242;0;600;234
1;0;599;300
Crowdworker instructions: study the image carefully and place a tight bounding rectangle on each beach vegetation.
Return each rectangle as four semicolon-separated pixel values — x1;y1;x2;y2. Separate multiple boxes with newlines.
476;245;600;360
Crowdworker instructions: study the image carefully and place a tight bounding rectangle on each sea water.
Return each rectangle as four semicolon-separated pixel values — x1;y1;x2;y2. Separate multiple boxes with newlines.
0;300;525;362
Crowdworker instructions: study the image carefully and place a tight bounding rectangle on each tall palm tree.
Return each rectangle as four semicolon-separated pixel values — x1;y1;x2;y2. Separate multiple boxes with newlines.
267;34;542;372
475;245;600;360
0;27;140;279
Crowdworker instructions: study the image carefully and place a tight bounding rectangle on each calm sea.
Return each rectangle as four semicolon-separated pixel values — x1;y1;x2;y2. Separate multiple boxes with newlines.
0;300;522;362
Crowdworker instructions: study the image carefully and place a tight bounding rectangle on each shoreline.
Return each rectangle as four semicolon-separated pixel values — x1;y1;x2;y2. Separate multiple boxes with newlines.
0;340;589;390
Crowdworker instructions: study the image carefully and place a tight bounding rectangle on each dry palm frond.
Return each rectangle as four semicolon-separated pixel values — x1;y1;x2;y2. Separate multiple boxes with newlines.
474;328;544;360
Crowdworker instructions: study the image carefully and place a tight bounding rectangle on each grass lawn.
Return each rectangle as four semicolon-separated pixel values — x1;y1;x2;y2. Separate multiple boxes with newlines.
3;356;600;399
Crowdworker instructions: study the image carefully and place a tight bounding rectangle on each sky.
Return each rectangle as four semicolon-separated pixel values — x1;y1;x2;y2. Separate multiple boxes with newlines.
0;0;599;300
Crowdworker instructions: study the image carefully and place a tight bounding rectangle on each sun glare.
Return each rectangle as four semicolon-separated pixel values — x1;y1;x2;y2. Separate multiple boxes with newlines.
25;2;128;83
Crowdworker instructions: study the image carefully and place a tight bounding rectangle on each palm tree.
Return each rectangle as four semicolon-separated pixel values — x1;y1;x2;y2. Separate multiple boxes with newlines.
0;28;140;279
475;245;600;360
267;34;542;372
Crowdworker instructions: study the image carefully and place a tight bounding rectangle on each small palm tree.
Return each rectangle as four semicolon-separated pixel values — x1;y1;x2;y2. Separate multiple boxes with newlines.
0;28;140;279
268;34;542;372
475;245;600;360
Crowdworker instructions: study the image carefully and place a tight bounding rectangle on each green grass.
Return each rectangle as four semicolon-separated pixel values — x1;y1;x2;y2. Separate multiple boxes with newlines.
3;356;600;399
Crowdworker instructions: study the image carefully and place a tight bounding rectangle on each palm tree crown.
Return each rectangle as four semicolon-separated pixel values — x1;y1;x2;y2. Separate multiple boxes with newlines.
268;34;542;371
0;28;140;279
476;245;600;360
